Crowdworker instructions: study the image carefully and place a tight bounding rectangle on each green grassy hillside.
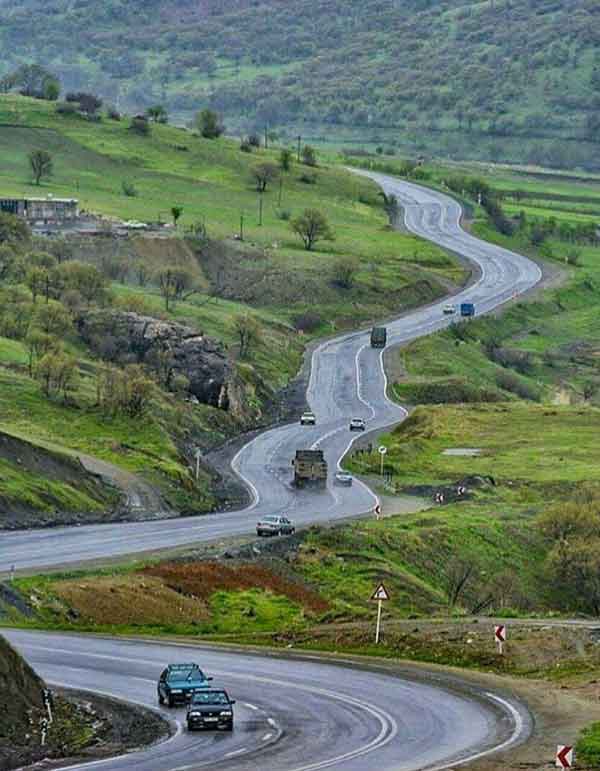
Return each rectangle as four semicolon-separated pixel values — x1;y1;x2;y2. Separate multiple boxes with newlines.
0;95;461;522
1;0;599;167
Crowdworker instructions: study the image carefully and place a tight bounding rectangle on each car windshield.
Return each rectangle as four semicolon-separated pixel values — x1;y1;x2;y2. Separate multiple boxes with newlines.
191;691;229;705
168;667;205;682
263;516;279;523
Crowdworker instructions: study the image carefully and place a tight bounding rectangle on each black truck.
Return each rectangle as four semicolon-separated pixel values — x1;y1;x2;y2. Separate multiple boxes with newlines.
370;326;387;348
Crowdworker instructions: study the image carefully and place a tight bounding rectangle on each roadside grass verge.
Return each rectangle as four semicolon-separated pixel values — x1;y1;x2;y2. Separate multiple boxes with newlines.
349;404;600;489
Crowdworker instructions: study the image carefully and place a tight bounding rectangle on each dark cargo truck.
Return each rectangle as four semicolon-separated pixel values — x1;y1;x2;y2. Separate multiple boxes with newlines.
370;326;387;348
460;303;475;317
292;449;327;489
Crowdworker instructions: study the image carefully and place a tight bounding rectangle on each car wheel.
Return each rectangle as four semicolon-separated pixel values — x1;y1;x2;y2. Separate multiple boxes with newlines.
224;721;233;731
187;722;194;732
158;692;164;705
167;695;174;708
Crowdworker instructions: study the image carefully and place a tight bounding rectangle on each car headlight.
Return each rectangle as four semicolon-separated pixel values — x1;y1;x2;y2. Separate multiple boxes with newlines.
189;711;201;717
220;711;232;716
170;689;183;694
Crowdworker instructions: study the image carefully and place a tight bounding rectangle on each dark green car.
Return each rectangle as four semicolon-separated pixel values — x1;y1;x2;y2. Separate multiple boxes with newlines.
187;689;236;731
157;664;213;707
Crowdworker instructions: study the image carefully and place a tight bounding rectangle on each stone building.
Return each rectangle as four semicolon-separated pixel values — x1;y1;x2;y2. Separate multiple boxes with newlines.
0;195;79;222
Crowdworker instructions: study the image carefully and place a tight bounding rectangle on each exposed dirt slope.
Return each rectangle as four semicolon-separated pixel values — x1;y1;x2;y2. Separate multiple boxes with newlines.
0;634;46;769
0;431;120;529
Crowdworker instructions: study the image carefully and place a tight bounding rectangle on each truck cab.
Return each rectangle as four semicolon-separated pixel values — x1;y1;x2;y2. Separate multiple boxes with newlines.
370;326;387;348
460;302;475;317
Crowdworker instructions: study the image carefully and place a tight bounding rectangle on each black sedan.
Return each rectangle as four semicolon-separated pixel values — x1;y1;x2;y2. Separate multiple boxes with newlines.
187;689;236;731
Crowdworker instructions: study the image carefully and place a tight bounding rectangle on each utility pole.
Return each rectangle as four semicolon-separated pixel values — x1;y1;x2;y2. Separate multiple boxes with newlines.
258;191;263;226
240;213;244;241
264;125;268;149
297;134;302;162
278;176;283;208
195;449;201;482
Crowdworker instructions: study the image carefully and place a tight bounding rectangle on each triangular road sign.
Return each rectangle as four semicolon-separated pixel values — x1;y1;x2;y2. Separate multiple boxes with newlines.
371;583;390;601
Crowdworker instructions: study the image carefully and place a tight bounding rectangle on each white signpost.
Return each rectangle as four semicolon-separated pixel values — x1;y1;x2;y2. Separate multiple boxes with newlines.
556;745;574;769
378;446;387;477
374;503;382;520
494;624;507;655
371;583;390;644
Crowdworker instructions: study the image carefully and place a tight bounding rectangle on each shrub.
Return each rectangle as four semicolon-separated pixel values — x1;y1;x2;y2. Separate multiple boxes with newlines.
293;311;323;333
56;101;78;116
488;346;535;375
495;370;541;401
107;107;121;121
276;209;292;221
331;256;360;289
121;180;138;197
195;109;224;139
577;723;600;766
301;145;317;166
129;116;150;135
299;172;317;185
240;138;253;153
394;378;504;404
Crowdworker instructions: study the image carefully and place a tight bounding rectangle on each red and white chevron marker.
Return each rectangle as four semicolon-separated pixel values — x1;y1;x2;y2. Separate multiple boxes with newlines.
494;624;506;654
374;503;382;520
556;745;574;768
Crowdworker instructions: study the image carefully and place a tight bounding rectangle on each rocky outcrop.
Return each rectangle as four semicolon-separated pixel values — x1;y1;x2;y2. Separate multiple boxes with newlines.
77;310;241;413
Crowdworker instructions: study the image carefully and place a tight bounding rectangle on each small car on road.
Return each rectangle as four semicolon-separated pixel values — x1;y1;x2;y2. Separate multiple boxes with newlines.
300;411;316;426
349;418;366;431
158;664;213;707
443;304;457;315
335;472;353;486
256;514;295;537
187;689;236;731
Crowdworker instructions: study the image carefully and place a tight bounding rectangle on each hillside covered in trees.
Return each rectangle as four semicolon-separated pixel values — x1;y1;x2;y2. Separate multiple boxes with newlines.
0;0;599;166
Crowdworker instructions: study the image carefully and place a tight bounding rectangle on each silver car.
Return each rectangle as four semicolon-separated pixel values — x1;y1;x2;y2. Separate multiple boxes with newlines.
256;515;295;537
300;411;316;426
335;472;353;486
349;418;366;431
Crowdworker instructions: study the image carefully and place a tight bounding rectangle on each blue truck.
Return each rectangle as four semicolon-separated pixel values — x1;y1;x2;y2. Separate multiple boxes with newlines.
460;303;475;317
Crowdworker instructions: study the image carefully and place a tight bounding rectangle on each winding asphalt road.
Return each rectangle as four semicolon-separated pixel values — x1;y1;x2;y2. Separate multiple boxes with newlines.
4;630;532;771
2;174;542;770
0;173;542;574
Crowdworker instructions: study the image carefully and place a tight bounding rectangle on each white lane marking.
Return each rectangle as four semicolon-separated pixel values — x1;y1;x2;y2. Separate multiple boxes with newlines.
244;702;258;711
231;438;262;510
426;693;527;771
225;747;247;758
262;732;273;741
267;717;277;727
355;343;376;418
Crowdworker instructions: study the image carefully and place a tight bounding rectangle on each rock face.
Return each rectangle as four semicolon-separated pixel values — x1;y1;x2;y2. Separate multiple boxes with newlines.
0;634;46;764
78;311;234;410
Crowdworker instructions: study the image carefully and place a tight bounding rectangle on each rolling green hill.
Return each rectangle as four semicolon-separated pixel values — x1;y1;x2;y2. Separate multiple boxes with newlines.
0;94;461;523
1;0;599;167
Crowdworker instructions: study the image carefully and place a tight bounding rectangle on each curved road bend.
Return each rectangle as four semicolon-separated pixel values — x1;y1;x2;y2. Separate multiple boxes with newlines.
0;173;542;572
4;630;531;771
